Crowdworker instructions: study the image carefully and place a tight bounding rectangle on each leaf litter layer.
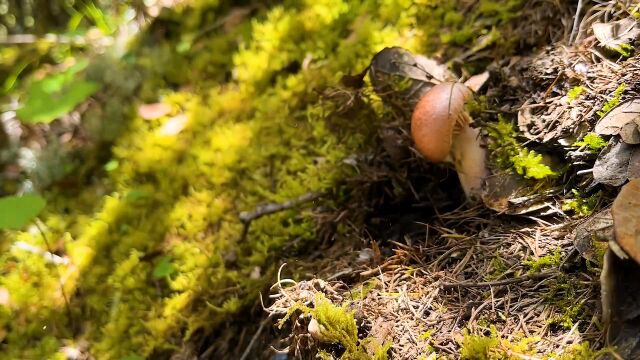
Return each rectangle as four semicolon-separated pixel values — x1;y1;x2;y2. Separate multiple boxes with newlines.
265;1;640;360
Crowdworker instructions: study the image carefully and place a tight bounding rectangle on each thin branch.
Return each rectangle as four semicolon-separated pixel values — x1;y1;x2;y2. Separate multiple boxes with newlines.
34;219;75;334
239;191;323;224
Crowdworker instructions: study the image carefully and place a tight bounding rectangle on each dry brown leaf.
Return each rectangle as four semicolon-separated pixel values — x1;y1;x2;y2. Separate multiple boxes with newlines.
612;179;640;264
592;17;640;51
595;99;640;144
573;209;613;261
138;102;171;120
463;71;490;92
593;139;634;186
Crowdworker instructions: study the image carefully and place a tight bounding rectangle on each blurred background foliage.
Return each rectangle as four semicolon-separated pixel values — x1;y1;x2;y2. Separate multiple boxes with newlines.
0;0;562;358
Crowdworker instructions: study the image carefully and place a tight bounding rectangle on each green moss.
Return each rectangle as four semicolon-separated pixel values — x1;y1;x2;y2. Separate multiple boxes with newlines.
561;189;600;216
542;274;589;330
486;117;557;179
524;248;562;273
572;133;607;153
597;83;626;117
281;293;390;359
484;255;509;281
554;342;615;359
0;0;570;358
460;327;500;360
567;85;584;103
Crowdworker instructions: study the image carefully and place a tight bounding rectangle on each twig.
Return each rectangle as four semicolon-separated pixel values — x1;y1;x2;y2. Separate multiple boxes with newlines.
441;271;555;289
569;0;584;45
34;220;75;334
239;191;323;242
239;316;272;360
239;191;323;224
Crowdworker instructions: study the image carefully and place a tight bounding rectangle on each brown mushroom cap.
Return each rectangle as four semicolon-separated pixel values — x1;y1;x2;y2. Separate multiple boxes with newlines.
411;82;472;162
611;178;640;263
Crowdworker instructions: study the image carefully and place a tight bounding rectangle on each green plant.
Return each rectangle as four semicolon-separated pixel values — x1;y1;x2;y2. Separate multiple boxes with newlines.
562;189;600;216
280;293;390;359
486;118;556;179
597;83;626;118
460;327;500;360
0;193;46;230
572;133;607;153
524;248;562;273
566;85;584;103
16;59;100;123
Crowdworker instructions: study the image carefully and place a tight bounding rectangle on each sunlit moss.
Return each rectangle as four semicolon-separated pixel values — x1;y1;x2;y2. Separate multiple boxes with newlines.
0;0;553;358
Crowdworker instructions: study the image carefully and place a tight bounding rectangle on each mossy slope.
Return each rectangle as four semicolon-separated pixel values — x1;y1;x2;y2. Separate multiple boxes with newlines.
0;0;532;358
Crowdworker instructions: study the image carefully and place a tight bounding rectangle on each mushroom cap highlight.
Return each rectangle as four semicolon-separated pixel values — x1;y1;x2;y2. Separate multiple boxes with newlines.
411;82;473;162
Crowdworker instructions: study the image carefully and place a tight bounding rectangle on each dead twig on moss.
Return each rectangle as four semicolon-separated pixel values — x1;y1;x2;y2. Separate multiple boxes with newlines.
239;192;324;224
239;191;324;241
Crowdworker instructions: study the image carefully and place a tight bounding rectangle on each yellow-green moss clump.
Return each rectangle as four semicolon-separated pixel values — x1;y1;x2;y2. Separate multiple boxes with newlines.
0;0;533;358
459;327;610;360
282;293;391;359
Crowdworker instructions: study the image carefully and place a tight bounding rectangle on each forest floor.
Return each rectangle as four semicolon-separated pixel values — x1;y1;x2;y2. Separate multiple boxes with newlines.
2;1;640;359
256;4;640;360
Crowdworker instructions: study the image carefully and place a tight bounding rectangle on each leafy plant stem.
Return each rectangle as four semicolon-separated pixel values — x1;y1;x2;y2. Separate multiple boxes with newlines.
34;219;75;336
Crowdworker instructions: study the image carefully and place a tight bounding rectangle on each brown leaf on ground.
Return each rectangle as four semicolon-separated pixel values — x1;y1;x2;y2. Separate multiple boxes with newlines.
463;71;490;93
573;209;613;261
592;18;640;52
593;139;634;186
595;99;640;144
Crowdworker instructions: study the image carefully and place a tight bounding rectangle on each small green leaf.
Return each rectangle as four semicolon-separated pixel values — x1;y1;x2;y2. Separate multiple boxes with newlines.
125;190;147;201
104;160;119;172
0;194;46;230
152;256;175;279
17;59;101;124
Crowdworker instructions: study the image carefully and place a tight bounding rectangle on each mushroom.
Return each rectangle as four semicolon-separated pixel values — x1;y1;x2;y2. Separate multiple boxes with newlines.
600;178;640;357
611;178;640;263
410;82;489;200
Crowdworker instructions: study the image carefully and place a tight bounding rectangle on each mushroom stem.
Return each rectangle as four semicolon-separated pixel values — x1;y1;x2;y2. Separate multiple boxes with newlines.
450;125;489;201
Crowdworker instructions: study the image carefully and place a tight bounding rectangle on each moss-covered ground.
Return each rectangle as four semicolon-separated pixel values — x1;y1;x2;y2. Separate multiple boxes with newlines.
0;0;618;359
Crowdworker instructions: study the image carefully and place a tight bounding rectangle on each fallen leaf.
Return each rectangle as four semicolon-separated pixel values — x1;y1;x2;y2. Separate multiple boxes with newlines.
573;209;613;261
593;17;640;52
138;102;171;120
612;179;640;264
595;99;640;144
463;71;490;92
593;138;633;186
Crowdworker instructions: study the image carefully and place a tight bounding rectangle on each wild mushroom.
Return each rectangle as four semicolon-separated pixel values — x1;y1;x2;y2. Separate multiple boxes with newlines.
611;178;640;263
600;178;640;357
410;82;489;200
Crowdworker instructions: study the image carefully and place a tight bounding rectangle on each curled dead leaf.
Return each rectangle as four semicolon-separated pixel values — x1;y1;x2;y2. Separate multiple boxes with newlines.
573;209;613;261
595;99;640;144
592;18;640;52
593;139;634;186
463;71;490;93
